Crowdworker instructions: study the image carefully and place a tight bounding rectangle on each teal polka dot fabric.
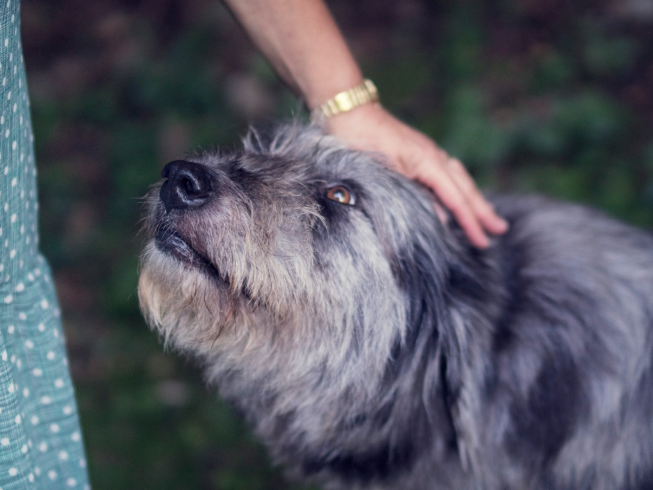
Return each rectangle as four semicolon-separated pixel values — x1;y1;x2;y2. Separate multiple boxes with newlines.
0;1;89;488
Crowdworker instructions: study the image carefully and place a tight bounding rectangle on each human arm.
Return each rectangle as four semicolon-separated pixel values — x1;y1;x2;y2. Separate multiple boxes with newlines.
223;0;508;247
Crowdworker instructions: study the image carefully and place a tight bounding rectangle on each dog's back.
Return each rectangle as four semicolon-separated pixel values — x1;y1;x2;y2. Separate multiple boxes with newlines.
455;195;653;490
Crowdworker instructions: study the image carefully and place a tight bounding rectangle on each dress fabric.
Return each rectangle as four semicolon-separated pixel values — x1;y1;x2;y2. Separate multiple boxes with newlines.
0;1;89;488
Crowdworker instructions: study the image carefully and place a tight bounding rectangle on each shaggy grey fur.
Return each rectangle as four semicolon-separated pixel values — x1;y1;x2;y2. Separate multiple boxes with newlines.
139;123;653;490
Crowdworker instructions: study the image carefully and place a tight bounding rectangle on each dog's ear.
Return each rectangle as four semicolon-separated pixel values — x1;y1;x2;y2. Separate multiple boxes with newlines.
380;180;451;319
380;209;468;464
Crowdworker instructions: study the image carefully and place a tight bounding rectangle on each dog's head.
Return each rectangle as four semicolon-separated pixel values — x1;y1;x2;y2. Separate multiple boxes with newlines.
139;124;452;379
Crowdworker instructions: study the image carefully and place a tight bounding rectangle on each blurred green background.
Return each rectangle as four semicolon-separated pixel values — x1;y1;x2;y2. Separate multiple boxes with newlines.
21;0;653;488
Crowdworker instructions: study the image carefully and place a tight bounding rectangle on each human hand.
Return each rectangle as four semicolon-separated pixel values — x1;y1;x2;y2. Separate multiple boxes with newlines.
324;104;508;248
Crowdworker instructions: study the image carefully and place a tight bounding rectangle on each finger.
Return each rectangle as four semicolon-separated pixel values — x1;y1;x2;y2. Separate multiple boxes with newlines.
434;202;448;224
446;158;509;235
418;164;490;248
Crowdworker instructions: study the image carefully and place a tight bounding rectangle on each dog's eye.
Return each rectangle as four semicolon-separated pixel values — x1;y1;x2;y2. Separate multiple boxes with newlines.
326;186;356;205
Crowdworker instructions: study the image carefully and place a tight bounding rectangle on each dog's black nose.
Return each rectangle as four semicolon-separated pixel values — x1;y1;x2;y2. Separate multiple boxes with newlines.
160;160;214;212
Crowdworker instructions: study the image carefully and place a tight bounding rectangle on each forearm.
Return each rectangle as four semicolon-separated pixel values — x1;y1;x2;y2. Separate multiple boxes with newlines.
223;0;362;108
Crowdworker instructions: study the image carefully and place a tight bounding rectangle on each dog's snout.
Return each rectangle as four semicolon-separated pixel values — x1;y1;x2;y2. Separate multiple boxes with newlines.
160;160;214;212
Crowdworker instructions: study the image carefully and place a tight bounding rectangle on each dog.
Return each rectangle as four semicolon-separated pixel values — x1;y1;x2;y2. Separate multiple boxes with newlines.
138;123;653;490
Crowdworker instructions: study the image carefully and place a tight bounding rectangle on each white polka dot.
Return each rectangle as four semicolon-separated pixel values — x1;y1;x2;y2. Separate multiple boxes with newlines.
50;423;59;433
46;351;55;360
10;214;16;223
67;477;77;487
15;359;21;369
28;473;34;482
32;368;43;377
55;378;64;388
18;312;26;320
27;273;34;281
71;431;81;442
40;396;51;405
6;90;10;99
21;444;27;454
8;467;17;477
48;470;57;480
34;467;41;476
23;388;29;397
24;340;33;349
31;416;38;425
7;382;14;393
59;450;69;461
4;295;13;304
63;405;72;415
79;459;86;468
39;323;46;332
15;415;21;424
11;140;16;150
1;350;6;361
9;249;15;258
3;38;7;47
14;282;24;292
0;437;9;446
40;299;48;309
10;177;16;186
39;442;47;452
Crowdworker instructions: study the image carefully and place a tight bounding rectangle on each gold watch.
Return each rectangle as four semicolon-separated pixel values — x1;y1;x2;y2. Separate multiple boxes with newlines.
310;79;379;122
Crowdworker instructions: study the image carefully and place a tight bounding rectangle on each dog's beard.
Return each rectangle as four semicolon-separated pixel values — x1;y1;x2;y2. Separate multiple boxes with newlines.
138;242;249;354
138;231;321;362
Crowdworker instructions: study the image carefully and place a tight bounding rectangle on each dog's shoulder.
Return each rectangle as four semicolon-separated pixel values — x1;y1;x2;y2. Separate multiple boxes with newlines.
468;194;653;489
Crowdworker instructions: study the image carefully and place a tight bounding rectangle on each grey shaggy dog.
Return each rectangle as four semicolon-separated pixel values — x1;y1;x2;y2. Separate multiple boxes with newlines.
139;123;653;490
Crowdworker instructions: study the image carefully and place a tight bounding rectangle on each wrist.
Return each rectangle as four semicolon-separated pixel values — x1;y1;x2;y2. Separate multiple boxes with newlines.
324;102;385;131
300;70;364;109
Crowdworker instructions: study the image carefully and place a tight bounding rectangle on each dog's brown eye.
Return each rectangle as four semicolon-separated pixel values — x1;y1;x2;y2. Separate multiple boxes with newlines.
326;186;355;205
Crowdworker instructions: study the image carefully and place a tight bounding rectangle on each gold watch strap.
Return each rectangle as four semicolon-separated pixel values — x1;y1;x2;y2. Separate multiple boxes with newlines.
310;79;379;122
